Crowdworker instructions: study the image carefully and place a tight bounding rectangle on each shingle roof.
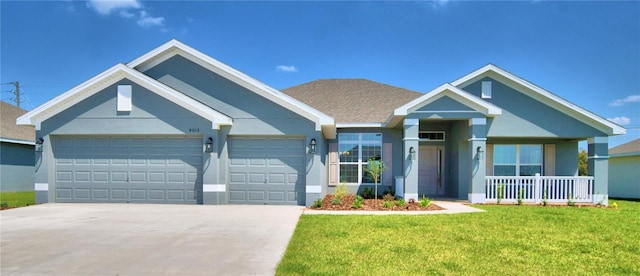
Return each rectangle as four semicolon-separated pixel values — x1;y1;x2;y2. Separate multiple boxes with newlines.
1;101;35;142
281;79;423;124
609;138;640;156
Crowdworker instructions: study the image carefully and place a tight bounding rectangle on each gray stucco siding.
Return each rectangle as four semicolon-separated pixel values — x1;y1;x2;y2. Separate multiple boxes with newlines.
143;55;310;122
0;142;35;192
462;77;607;138
414;96;475;112
40;79;213;136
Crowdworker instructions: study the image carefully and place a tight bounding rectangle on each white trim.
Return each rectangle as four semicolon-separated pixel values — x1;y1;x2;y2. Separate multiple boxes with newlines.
34;183;48;191
126;39;335;137
468;193;486;204
306;185;322;193
0;138;35;145
203;184;226;192
468;138;487;141
16;64;233;130
403;137;420;141
411;110;480;114
470;118;487;125
393;83;502;120
588;137;609;144
336;123;385;128
588;155;609;159
451;64;625;136
404;118;419;126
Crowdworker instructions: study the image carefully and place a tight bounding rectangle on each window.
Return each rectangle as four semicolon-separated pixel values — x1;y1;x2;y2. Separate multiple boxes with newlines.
419;131;445;141
338;133;382;184
493;144;542;176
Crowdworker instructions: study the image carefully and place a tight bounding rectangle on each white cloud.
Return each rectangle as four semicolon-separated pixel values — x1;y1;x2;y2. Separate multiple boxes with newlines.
87;0;141;16
119;10;135;19
609;94;640;107
607;116;631;126
276;65;298;73
137;11;165;27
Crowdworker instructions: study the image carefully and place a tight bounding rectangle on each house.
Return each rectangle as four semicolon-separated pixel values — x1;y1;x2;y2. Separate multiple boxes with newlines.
17;40;625;206
1;101;35;192
608;139;640;199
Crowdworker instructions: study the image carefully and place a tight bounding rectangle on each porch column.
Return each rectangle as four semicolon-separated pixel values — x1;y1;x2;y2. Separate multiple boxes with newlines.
468;118;487;204
588;137;609;205
403;119;419;200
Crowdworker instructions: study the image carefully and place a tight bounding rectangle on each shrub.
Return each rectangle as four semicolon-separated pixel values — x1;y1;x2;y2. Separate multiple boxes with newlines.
384;186;395;197
542;189;549;206
361;187;374;199
382;193;395;202
331;197;342;205
335;181;348;200
395;198;406;207
419;195;432;208
567;193;575;206
382;200;393;209
312;198;323;208
352;195;364;209
497;183;504;205
517;188;524;205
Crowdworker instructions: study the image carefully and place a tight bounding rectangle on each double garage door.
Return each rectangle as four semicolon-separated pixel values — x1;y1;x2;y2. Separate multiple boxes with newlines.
54;136;202;203
53;136;305;205
228;137;305;205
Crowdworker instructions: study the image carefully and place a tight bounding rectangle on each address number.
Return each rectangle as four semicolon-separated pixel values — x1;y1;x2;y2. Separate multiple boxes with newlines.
188;128;200;133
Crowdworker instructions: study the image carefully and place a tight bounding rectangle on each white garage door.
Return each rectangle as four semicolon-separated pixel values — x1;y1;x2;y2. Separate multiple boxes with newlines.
228;137;305;205
53;136;202;203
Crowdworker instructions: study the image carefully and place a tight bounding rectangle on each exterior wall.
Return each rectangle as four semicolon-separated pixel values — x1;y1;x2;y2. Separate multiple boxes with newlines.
0;142;35;192
326;128;403;196
36;79;212;204
609;155;640;199
461;77;607;138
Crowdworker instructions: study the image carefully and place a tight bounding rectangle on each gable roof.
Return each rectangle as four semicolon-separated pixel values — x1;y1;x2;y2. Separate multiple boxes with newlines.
282;79;423;126
609;138;640;157
128;39;335;137
393;83;502;119
1;101;35;144
451;64;626;136
17;64;233;130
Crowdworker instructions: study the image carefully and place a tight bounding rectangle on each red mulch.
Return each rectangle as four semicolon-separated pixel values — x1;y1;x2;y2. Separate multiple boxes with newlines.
309;194;445;211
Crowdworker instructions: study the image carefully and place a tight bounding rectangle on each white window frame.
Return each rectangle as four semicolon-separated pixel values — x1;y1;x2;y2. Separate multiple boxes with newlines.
338;133;383;185
493;144;543;176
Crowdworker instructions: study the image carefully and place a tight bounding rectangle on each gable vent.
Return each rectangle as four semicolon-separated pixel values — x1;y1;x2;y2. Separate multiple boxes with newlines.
481;81;492;99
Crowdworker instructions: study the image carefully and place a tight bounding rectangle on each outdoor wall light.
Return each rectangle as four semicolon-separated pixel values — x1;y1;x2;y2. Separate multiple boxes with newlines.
476;146;484;160
309;138;317;154
409;146;416;160
205;137;214;153
35;137;44;152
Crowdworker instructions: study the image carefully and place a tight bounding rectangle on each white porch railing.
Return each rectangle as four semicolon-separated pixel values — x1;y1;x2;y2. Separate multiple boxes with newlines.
486;174;594;204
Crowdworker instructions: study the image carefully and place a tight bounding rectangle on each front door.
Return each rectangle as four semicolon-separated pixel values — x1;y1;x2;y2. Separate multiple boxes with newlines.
418;145;445;197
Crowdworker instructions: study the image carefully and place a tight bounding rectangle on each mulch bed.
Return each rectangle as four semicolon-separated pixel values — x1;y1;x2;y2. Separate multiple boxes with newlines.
309;194;445;211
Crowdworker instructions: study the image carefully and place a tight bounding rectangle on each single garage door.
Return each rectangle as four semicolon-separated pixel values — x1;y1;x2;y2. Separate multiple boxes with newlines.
53;136;202;203
228;137;305;205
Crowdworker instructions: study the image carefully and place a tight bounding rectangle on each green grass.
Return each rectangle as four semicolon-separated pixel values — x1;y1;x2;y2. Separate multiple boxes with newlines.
277;201;640;275
0;191;36;208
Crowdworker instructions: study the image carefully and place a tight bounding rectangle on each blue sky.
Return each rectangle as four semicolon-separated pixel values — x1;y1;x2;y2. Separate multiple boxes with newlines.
1;0;639;147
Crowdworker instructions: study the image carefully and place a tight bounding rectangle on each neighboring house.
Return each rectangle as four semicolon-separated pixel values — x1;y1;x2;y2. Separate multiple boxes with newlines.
17;40;625;205
1;101;35;192
608;139;640;199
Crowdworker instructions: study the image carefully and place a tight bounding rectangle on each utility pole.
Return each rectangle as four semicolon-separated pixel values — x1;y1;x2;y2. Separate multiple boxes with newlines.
14;81;20;108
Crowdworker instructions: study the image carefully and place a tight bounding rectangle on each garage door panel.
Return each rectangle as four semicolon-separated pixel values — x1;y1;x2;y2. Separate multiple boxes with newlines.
54;136;201;204
229;137;305;205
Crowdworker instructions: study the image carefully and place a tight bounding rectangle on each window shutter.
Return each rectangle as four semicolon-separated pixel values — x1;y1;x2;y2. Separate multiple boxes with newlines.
486;144;493;176
382;143;392;185
544;144;556;176
328;143;338;186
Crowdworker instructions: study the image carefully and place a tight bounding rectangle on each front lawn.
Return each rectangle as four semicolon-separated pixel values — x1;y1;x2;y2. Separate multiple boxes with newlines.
277;201;640;275
0;191;35;209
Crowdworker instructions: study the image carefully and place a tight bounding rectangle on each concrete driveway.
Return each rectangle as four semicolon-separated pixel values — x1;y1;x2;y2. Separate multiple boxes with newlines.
0;203;304;276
